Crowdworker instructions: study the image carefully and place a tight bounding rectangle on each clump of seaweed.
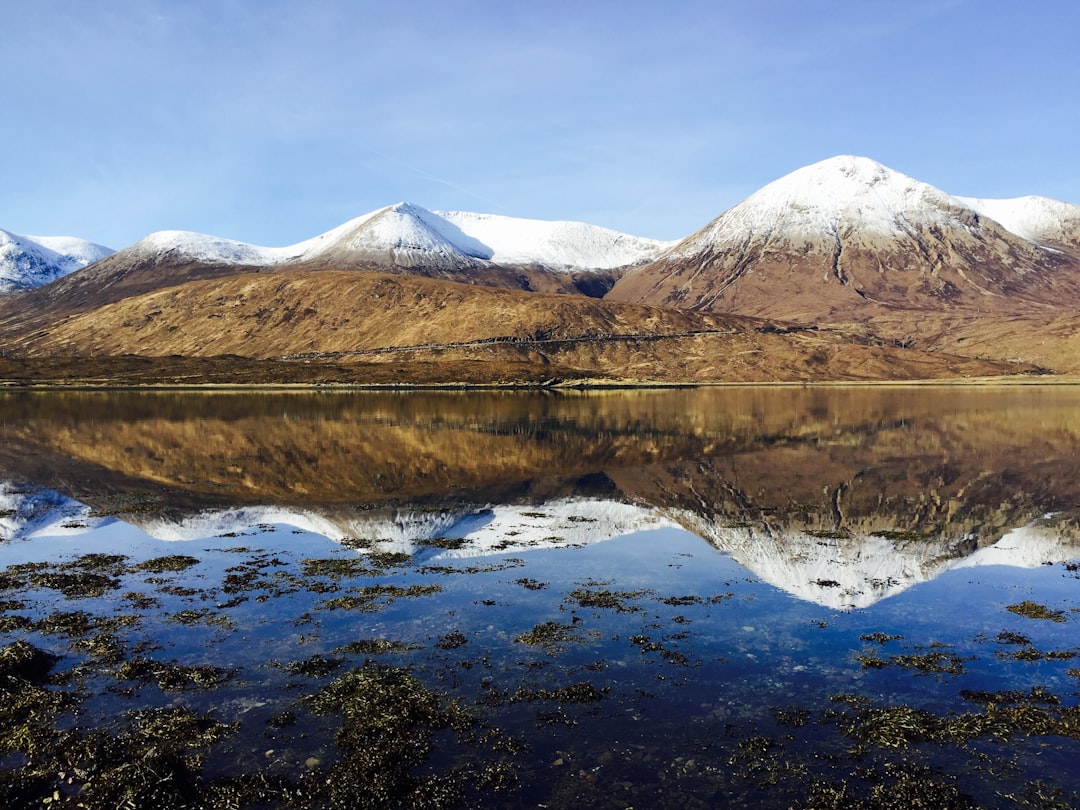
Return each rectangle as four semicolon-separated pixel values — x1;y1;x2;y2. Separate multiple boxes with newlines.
511;681;608;704
29;571;119;599
800;760;976;810
0;640;68;758
133;555;201;573
366;551;412;569
435;630;468;650
319;584;442;612
34;609;95;638
1006;601;1068;622
514;577;548;591
860;632;903;644
416;537;469;550
514;621;596;654
285;654;345;678
856;644;967;675
996;630;1033;645
303;663;502;808
117;657;237;690
0;639;59;682
56;707;237;809
335;639;419;656
828;688;1080;749
301;557;380;578
566;586;649;612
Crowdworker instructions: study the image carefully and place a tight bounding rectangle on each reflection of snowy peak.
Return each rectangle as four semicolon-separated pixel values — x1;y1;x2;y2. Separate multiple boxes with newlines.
9;479;1077;610
134;498;675;556
0;229;113;292
669;509;1080;609
348;498;677;556
123;203;673;272
0;482;115;541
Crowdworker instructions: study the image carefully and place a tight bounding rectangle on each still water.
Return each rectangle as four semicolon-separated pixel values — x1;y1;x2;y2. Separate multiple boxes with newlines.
1;387;1079;808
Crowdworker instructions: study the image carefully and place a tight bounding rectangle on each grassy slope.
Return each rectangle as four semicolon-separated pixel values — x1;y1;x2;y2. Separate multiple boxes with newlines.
3;270;1027;384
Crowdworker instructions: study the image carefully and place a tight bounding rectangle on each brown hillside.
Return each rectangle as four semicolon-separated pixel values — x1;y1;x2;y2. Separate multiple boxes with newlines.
7;270;1029;383
0;251;618;339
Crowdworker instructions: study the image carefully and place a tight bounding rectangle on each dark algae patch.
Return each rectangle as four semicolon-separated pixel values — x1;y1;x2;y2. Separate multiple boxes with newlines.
1006;600;1069;622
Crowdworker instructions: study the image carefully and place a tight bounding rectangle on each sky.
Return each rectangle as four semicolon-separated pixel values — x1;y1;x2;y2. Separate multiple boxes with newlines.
3;0;1079;250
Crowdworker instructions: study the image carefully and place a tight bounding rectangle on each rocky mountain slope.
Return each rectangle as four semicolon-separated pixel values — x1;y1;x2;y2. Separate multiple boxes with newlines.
606;156;1080;321
0;229;113;293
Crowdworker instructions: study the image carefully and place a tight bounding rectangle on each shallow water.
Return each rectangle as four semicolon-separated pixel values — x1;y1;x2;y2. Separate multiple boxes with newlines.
1;387;1079;808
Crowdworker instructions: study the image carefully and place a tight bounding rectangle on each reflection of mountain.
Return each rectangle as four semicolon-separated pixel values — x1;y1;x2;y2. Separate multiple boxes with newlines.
1;388;1079;606
5;480;1078;609
0;480;118;541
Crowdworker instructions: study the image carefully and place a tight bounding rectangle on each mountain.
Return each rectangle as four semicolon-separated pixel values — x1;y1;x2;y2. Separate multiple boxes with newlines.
606;156;1080;323
119;203;672;272
0;229;113;293
5;269;1020;383
956;194;1080;252
3;204;671;331
4;161;1080;383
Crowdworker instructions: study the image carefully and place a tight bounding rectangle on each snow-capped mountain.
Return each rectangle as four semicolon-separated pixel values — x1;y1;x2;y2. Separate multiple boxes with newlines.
955;195;1080;251
607;155;1080;319
123;203;673;273
0;229;113;293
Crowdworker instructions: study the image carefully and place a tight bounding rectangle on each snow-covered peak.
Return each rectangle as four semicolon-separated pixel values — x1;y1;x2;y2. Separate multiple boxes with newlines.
955;195;1080;246
0;229;113;293
128;229;307;265
679;155;964;253
668;156;1080;260
313;202;491;259
116;204;671;273
437;210;676;270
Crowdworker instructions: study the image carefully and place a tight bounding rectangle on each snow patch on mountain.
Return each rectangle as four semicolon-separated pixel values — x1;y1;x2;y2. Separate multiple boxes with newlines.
362;498;676;557
437;210;677;270
669;155;981;258
123;204;671;272
0;229;113;292
956;195;1080;246
128;230;309;266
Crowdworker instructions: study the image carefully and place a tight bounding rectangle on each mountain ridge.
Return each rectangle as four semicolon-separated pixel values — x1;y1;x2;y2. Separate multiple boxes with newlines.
4;155;1080;382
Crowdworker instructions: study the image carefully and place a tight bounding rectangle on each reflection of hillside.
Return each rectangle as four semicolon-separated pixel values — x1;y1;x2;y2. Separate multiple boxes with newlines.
1;387;1080;606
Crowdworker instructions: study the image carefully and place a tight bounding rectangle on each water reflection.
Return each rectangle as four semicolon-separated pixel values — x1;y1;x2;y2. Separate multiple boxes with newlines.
3;387;1080;608
3;388;1080;808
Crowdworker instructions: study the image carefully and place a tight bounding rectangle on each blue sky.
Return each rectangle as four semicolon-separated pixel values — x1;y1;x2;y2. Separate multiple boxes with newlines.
3;0;1078;249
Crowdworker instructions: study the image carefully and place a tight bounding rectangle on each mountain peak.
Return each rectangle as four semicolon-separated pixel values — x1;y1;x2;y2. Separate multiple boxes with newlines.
0;229;113;293
608;155;1078;320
